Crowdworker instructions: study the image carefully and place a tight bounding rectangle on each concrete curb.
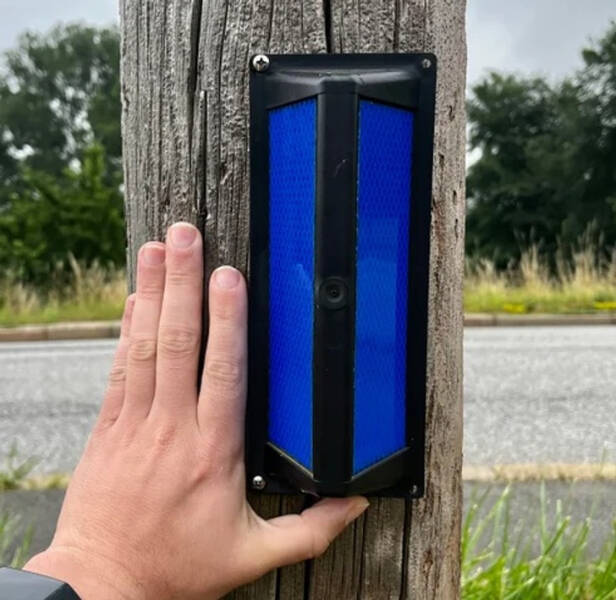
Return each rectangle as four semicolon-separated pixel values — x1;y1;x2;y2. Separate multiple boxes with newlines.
0;321;121;342
8;464;616;491
463;463;616;483
1;313;615;342
464;313;616;327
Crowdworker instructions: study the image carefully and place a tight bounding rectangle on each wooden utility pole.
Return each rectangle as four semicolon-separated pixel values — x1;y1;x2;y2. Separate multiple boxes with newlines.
120;1;466;598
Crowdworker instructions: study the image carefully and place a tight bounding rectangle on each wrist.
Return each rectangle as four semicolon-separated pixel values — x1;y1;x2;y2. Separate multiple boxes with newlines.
25;546;146;600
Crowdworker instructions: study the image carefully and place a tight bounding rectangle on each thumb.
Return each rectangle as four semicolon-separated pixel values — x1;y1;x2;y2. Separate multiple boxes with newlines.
257;497;369;568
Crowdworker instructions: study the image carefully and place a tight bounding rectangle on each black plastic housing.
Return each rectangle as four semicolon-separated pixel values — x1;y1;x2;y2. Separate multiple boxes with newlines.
247;54;436;498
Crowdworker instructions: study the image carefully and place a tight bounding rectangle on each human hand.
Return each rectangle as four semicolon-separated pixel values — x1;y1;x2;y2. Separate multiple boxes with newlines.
24;223;368;600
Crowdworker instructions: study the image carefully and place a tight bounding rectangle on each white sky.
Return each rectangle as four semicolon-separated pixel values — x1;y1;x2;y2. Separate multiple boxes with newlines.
0;0;614;86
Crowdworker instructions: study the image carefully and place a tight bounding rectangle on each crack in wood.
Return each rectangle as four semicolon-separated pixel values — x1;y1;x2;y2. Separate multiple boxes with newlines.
187;0;204;160
323;0;333;52
399;498;412;600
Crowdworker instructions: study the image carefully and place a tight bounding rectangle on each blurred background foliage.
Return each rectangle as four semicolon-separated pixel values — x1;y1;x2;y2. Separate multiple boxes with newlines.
0;24;123;287
467;22;616;270
0;21;615;316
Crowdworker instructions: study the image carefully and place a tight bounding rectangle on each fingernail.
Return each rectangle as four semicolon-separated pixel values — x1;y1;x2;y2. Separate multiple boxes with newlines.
142;243;165;265
345;498;369;526
169;222;198;248
214;266;241;290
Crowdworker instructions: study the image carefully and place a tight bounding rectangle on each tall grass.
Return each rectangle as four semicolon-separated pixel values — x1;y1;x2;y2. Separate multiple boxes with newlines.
1;482;614;591
465;245;616;314
462;486;616;599
1;245;616;324
0;511;32;568
0;257;126;327
0;446;38;492
0;447;35;568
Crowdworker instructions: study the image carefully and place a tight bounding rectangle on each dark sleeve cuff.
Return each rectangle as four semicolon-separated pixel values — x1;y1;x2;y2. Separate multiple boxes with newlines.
0;567;81;599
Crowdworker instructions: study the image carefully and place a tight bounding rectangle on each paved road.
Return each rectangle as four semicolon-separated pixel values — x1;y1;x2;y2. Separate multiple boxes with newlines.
0;340;114;474
0;326;615;473
464;326;616;465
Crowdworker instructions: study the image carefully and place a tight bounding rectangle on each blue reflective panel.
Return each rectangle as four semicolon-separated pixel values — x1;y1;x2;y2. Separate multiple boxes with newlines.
353;100;413;474
268;99;316;471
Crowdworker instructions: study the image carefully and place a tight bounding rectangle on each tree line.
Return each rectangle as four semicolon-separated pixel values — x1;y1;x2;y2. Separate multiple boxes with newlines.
0;24;123;285
467;22;616;269
0;21;615;286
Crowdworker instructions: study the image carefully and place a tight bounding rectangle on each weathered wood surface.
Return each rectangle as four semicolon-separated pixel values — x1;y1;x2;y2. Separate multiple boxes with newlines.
120;1;466;598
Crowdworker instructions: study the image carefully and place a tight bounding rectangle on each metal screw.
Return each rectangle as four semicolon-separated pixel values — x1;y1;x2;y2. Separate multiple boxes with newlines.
410;484;420;496
251;54;270;72
421;58;432;70
252;475;267;490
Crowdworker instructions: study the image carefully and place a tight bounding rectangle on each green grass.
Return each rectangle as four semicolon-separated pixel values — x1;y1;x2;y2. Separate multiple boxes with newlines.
0;298;125;327
0;511;32;568
0;447;35;568
465;246;616;315
1;246;615;325
0;446;69;492
0;259;126;327
0;479;614;593
462;486;616;599
0;446;38;492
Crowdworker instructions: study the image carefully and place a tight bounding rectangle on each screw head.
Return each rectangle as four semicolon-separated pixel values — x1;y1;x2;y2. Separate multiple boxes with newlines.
252;475;266;490
411;484;420;496
252;54;270;72
421;58;432;70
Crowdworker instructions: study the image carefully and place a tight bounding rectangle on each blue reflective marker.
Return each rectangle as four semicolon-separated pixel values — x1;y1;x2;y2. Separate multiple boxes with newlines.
267;98;317;470
354;100;413;474
248;54;435;498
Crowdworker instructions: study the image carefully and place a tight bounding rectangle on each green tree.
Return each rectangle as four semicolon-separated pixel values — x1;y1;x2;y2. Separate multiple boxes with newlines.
0;144;125;284
466;21;616;268
466;74;563;266
0;23;121;185
0;23;124;285
577;22;616;242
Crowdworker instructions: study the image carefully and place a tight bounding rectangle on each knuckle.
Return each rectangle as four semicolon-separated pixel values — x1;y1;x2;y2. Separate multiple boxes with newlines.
151;421;179;451
190;450;217;483
204;358;243;391
158;326;200;360
138;279;164;300
107;364;127;386
309;528;331;559
129;337;157;363
92;415;118;435
166;267;199;289
211;301;240;323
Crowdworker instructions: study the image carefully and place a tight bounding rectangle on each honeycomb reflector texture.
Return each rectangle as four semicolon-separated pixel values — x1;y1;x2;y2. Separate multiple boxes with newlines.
353;100;413;473
267;99;317;470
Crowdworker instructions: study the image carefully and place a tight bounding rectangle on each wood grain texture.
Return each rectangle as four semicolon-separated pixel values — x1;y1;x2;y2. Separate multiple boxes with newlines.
120;0;466;597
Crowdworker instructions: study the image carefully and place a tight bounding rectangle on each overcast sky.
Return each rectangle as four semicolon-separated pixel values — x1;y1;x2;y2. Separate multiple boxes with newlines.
0;0;614;86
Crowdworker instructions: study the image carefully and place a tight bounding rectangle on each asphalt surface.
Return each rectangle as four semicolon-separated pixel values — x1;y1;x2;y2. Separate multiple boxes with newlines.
464;326;616;465
0;340;113;474
0;326;615;473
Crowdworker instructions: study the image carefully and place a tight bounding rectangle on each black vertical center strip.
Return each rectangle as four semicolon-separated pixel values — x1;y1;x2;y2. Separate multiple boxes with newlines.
313;91;358;492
